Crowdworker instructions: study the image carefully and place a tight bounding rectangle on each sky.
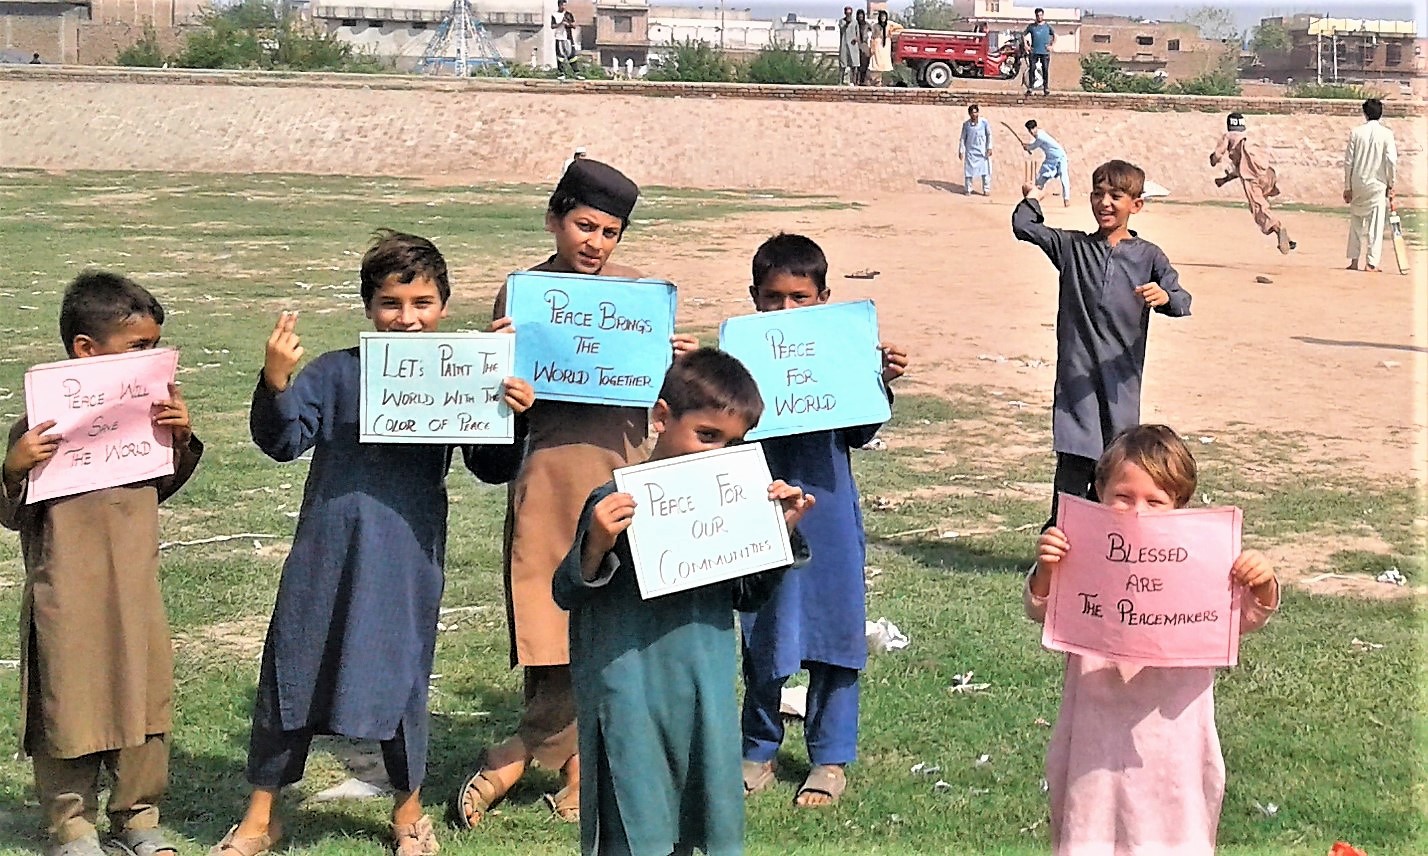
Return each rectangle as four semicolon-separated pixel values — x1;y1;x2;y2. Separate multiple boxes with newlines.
669;0;1428;36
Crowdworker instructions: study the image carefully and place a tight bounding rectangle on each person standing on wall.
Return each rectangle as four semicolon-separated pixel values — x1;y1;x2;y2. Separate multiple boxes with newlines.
868;10;904;87
1022;8;1055;96
1343;98;1397;272
552;0;579;80
838;7;859;86
855;10;872;86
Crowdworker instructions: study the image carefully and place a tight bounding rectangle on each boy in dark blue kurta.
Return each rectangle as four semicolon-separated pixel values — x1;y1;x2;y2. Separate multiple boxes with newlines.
554;349;814;856
212;233;534;856
736;234;909;807
1012;159;1191;530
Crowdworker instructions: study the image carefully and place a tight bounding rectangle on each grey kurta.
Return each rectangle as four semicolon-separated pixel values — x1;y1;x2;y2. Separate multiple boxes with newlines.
2;419;202;758
1013;199;1191;460
554;482;807;856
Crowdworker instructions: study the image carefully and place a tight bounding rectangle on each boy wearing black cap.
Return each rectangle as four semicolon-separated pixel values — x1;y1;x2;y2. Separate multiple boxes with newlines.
1211;112;1296;254
452;160;697;828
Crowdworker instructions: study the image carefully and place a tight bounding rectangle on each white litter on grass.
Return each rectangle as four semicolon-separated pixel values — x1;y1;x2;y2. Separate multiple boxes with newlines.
977;354;1008;363
1376;568;1406;586
1351;638;1384;651
910;762;941;775
1198;436;1215;444
933;780;951;791
1379;360;1400;369
160;533;283;550
1142;179;1171;198
969;787;990;796
861;437;887;451
866;617;909;653
974;754;992;768
1253;800;1279;818
779;686;808;718
949;671;991;693
310;777;391;802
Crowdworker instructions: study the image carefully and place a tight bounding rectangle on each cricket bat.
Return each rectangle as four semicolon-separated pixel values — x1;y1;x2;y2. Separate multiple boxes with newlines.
1389;200;1409;275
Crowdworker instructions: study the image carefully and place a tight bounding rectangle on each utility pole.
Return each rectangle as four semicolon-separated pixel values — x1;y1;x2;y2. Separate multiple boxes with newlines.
720;0;726;50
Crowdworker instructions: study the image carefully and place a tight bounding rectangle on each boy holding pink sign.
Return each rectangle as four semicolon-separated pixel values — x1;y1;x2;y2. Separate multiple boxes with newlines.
1026;424;1278;855
2;272;201;856
737;234;908;807
554;348;813;856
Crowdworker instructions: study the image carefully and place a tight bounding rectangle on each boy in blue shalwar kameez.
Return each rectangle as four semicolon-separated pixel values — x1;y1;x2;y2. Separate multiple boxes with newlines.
210;232;534;856
555;349;814;856
737;235;909;807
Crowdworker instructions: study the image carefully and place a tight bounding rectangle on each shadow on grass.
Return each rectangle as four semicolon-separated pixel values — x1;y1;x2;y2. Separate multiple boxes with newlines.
884;535;1032;576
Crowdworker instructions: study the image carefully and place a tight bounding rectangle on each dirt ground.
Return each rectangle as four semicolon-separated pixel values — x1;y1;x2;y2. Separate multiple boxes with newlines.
571;187;1427;596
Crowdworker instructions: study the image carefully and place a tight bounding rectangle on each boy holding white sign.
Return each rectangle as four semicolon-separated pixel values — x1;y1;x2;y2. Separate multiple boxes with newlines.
2;271;201;856
554;348;813;856
453;159;698;827
737;233;907;807
1026;424;1277;855
214;232;533;856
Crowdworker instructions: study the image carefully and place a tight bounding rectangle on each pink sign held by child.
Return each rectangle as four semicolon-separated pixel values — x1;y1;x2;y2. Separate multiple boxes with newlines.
22;348;180;503
1043;494;1244;668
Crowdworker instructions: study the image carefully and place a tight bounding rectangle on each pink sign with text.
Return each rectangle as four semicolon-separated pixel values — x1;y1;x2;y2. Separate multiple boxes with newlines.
1043;494;1244;668
23;348;180;503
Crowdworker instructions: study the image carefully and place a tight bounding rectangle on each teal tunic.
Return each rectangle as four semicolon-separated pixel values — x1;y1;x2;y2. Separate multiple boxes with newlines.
554;481;808;856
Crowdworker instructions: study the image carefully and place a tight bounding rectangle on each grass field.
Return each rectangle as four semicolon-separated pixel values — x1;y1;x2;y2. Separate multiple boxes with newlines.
0;171;1422;856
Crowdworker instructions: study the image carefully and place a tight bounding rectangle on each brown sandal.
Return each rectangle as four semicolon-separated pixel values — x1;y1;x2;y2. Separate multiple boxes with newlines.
742;760;775;795
543;785;580;823
391;815;438;856
448;748;528;828
207;821;282;856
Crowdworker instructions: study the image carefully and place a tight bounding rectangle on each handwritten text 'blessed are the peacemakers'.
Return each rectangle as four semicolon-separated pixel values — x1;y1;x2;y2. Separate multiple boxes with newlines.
371;343;501;436
532;288;658;388
55;375;158;467
1076;533;1221;627
642;472;776;587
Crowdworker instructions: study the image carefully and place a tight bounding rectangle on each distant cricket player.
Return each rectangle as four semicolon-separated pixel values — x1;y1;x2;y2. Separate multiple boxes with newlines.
1211;112;1296;254
1024;119;1071;207
1343;98;1398;272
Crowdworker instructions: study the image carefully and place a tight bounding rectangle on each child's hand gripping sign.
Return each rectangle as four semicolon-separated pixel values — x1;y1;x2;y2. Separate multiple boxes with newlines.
21;348;181;503
1043;494;1245;667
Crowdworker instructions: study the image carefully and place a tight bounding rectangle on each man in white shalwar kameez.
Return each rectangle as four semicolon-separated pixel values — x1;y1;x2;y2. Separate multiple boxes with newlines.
959;105;993;195
1343;98;1398;272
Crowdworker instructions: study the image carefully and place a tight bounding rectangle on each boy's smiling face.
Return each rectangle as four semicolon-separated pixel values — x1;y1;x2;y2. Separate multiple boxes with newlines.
547;205;625;275
365;274;448;333
73;314;163;358
749;272;829;313
1089;183;1144;234
1097;461;1176;513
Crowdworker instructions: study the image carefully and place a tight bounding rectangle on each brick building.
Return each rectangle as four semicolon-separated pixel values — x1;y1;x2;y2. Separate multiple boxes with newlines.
1078;15;1232;82
1250;14;1424;91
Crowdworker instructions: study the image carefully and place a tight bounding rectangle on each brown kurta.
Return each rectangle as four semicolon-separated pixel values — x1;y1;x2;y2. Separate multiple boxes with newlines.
2;418;203;759
1212;131;1282;235
494;259;652;667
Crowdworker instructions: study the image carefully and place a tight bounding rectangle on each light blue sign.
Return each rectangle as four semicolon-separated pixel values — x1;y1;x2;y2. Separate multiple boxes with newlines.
718;300;890;441
359;332;515;444
507;271;677;406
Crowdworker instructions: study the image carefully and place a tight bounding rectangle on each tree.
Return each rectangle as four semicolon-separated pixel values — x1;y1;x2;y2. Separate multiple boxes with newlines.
1252;19;1292;55
896;0;962;31
647;39;738;83
1180;5;1239;43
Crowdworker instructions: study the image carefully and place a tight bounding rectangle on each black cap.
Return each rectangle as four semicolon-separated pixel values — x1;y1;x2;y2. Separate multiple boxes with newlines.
1227;112;1245;131
554;159;639;221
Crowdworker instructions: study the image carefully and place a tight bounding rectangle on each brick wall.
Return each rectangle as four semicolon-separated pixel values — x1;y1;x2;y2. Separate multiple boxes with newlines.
2;10;84;63
0;67;1422;204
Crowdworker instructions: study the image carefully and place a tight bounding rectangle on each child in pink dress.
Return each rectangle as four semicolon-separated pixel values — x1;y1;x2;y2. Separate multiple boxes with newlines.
1025;424;1279;856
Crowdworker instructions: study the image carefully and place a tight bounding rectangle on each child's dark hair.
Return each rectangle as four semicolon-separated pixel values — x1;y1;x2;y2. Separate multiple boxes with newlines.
59;271;165;357
751;233;829;293
657;348;764;429
1091;159;1147;199
359;230;450;307
1095;424;1198;508
1362;98;1384;121
1025;119;1038;132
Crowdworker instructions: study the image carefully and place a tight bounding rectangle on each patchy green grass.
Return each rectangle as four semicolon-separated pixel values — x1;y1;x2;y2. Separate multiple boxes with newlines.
0;173;1421;856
